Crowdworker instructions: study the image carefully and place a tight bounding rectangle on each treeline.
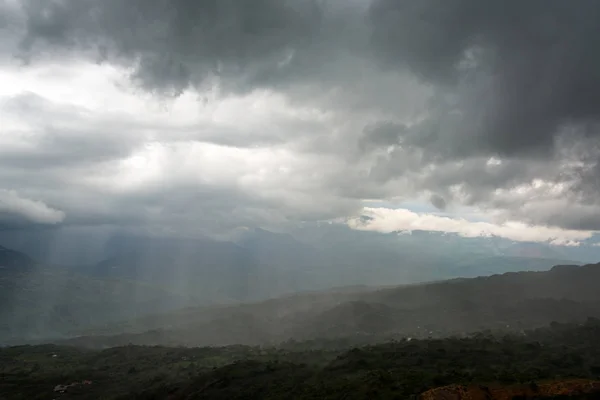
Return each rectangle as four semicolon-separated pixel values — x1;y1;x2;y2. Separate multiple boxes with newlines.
3;319;600;399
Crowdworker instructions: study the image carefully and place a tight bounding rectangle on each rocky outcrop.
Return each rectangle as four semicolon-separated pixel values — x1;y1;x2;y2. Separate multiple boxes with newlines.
420;379;600;400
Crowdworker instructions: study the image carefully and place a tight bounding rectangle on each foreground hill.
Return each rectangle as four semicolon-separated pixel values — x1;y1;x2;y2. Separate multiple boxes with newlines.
420;380;600;400
60;262;600;349
3;320;600;399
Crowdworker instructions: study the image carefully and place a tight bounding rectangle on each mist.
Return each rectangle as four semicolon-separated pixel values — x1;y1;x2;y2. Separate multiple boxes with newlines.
1;223;598;344
1;0;600;361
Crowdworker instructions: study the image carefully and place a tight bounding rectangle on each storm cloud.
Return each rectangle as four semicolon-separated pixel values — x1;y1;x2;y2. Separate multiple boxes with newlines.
2;0;600;243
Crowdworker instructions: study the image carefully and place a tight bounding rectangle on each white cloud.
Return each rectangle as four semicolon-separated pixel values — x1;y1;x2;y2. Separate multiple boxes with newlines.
0;42;598;245
0;58;366;232
0;189;65;224
348;207;594;246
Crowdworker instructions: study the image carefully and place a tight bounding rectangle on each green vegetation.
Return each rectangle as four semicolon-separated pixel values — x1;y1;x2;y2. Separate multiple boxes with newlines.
4;248;600;398
3;320;600;399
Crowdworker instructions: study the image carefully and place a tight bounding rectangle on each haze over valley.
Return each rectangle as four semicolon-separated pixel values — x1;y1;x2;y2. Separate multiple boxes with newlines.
3;0;600;398
1;230;599;345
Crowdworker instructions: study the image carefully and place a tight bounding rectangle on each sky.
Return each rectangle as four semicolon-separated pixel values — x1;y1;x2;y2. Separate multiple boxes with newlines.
1;0;600;246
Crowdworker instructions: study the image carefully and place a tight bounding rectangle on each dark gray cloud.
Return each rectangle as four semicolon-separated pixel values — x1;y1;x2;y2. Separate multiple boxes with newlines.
11;0;600;156
16;0;325;95
3;0;600;234
370;0;600;158
358;122;406;152
8;0;426;114
516;203;600;232
364;0;600;229
430;194;446;211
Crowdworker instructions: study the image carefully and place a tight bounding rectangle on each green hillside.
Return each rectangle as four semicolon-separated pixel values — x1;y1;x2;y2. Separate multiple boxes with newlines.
3;320;600;399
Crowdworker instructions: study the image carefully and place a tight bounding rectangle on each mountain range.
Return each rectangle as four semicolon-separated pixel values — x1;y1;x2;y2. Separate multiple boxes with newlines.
0;226;598;344
48;262;600;349
83;227;592;292
0;245;193;342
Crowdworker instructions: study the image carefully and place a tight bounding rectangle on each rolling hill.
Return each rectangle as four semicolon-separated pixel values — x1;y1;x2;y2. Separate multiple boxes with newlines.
5;320;600;399
0;231;595;345
56;262;600;349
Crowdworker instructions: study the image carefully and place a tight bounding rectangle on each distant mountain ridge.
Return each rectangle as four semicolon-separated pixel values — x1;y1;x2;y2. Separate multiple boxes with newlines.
88;233;314;304
0;244;195;342
0;245;35;271
54;262;600;349
0;230;594;344
0;226;592;271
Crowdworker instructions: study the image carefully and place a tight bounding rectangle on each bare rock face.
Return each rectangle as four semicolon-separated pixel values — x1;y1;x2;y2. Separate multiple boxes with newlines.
420;379;600;400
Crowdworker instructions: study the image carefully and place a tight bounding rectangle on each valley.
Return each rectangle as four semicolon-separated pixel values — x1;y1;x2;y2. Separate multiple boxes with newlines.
3;237;600;399
0;228;597;345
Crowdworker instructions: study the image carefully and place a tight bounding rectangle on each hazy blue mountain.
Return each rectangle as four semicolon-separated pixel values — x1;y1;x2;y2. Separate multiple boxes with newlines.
0;228;112;266
89;233;316;304
56;263;600;349
233;228;316;269
0;226;591;342
1;227;597;345
292;225;594;263
0;226;590;295
0;245;35;271
0;245;194;342
1;225;595;270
